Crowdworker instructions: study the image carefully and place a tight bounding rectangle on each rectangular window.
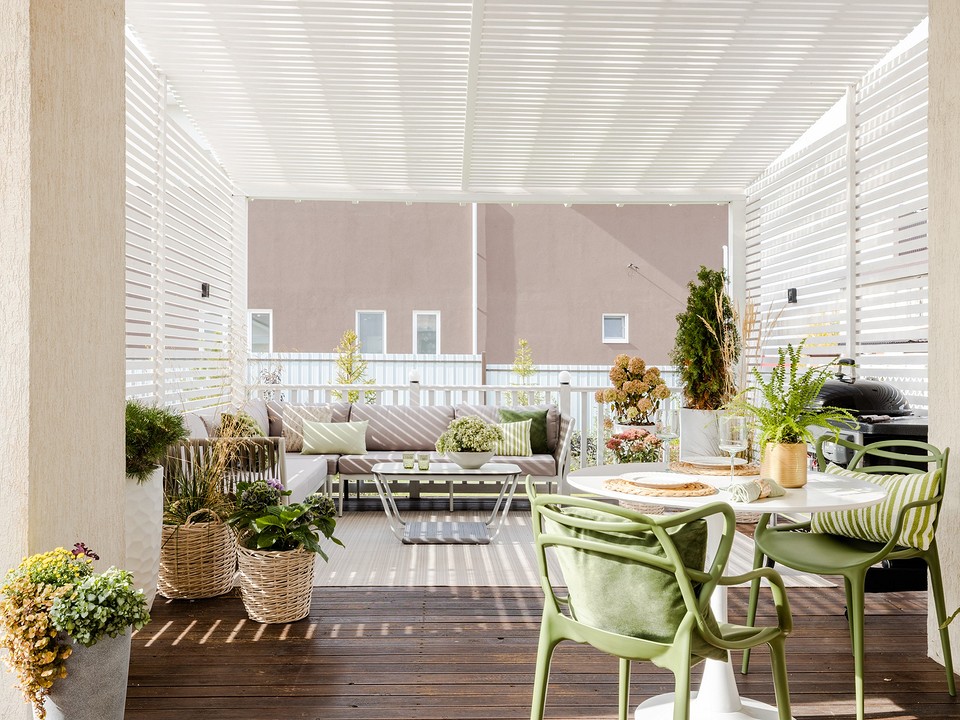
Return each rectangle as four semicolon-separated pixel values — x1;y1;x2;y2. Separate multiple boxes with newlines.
413;311;440;354
356;311;386;353
602;313;629;343
249;310;272;353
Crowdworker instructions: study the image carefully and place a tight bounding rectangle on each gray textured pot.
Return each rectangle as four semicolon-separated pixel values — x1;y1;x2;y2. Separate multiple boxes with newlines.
39;629;131;720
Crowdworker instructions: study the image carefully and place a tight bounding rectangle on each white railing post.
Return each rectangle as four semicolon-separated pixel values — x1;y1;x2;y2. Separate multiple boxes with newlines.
408;369;421;407
558;370;571;417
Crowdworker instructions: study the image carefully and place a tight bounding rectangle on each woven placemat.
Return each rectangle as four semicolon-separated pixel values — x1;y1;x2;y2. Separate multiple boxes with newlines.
670;461;761;476
605;478;718;497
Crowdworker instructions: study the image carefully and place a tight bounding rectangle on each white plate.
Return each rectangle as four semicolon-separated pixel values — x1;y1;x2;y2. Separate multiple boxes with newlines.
684;455;748;467
619;472;696;489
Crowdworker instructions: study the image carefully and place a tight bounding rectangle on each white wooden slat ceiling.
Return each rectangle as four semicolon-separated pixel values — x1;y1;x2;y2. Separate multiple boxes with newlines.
125;0;928;202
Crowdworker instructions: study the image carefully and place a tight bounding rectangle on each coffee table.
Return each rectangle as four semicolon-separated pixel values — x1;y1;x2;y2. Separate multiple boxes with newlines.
568;462;888;720
371;462;522;544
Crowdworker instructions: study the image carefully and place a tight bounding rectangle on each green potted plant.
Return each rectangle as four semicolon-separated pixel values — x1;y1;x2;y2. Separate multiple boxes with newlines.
670;266;740;459
435;416;505;469
0;543;150;720
594;354;671;428
733;340;855;487
124;400;188;608
228;481;342;623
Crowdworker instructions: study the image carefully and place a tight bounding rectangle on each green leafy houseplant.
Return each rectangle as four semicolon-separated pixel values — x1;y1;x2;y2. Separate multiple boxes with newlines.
671;266;740;410
228;481;342;560
0;544;149;718
435;416;504;453
734;341;856;448
125;400;188;482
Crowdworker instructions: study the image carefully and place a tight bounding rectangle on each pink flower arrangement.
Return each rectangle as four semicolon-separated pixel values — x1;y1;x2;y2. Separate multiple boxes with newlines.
606;427;663;464
595;354;671;425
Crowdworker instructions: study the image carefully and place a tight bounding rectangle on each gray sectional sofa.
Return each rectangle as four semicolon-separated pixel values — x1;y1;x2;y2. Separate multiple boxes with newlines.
180;399;574;513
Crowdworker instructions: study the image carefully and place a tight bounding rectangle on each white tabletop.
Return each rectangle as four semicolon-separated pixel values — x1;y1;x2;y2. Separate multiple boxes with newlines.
372;462;522;476
568;462;887;514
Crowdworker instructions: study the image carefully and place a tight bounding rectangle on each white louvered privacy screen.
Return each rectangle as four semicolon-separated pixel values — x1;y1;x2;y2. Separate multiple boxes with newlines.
745;37;928;409
125;33;247;409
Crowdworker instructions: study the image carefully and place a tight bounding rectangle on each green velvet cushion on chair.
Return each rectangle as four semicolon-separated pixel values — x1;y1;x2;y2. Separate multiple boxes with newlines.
498;407;549;454
544;506;726;661
496;419;533;456
811;463;940;550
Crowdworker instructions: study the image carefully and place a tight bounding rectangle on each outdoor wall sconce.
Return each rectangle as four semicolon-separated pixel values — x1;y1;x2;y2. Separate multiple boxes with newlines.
201;282;210;298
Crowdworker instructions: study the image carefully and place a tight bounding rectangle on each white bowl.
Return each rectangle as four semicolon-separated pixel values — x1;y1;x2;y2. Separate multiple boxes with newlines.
446;451;494;469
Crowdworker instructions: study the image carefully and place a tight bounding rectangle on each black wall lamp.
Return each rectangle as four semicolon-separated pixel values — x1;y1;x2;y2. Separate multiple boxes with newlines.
201;282;210;298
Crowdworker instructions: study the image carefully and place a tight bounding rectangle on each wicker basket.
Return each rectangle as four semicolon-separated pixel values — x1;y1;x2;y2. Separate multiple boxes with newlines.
158;510;236;599
237;545;315;624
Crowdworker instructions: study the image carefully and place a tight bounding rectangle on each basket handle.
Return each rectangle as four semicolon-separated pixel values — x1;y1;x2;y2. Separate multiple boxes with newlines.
185;508;222;524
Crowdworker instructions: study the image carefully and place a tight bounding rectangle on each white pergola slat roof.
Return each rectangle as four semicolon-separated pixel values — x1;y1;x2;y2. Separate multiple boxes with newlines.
125;0;928;202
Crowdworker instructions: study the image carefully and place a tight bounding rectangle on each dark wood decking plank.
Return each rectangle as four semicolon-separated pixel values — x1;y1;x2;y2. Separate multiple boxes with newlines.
127;585;958;720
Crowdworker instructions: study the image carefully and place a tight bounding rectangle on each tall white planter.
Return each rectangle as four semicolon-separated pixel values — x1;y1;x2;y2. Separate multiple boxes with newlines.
678;408;721;460
125;465;163;608
39;629;131;720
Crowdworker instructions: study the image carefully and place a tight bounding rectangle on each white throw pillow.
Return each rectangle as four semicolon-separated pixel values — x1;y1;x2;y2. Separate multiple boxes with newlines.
302;420;368;456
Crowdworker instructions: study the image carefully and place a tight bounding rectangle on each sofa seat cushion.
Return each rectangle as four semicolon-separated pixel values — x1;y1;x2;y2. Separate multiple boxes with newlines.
284;453;335;503
492;454;557;477
338;452;442;475
348;405;455;451
456;404;561;453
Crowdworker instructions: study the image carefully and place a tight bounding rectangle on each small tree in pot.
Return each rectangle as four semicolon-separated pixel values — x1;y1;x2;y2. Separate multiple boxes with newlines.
670;266;740;458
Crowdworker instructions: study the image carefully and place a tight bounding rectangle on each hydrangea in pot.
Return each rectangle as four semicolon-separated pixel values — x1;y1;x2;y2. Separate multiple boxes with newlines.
0;543;150;720
228;480;342;623
435;416;505;469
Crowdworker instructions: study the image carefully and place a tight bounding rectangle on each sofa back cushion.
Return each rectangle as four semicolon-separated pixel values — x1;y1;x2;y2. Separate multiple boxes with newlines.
349;405;456;451
282;404;334;452
183;412;210;439
456;404;561;453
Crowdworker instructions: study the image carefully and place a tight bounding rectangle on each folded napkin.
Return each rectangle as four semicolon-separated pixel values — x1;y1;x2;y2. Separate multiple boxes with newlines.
727;478;786;503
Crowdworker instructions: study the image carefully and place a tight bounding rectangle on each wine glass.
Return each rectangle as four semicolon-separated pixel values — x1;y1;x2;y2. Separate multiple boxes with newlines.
718;415;748;488
654;405;679;465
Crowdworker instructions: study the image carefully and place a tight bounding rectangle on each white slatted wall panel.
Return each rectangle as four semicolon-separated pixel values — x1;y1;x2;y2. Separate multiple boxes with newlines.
853;41;928;407
125;34;247;409
125;41;164;399
745;127;849;367
746;34;929;409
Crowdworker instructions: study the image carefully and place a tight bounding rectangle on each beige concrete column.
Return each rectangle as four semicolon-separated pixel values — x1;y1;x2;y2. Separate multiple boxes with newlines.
0;0;125;715
928;0;960;668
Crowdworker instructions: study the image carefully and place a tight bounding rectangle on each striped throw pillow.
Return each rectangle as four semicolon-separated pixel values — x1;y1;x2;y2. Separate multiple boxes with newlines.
810;463;941;550
496;419;533;457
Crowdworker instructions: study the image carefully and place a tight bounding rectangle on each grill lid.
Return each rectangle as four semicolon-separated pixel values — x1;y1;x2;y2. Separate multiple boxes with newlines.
814;378;912;417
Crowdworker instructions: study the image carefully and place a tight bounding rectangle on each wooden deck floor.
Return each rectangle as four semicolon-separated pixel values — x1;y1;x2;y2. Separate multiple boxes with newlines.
126;585;958;720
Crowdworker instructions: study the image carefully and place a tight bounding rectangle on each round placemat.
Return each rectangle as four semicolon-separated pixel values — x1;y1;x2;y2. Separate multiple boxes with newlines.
604;478;718;497
670;461;760;476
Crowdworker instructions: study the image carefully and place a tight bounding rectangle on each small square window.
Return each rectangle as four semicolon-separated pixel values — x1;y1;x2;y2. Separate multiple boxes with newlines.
357;311;386;353
602;313;629;343
413;312;440;354
249;310;272;353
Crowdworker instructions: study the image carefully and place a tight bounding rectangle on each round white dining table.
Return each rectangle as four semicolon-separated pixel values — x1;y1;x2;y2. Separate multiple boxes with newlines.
567;462;888;720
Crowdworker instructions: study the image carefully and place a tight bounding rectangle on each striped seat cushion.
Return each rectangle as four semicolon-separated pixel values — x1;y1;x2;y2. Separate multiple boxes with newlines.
810;463;941;551
496;420;532;457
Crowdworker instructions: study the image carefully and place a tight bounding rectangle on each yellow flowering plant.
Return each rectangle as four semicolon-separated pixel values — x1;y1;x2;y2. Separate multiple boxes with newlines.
0;543;149;718
595;354;672;425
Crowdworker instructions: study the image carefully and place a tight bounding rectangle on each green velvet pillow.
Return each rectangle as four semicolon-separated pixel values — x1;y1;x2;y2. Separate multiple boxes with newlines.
301;420;368;455
498;407;549;454
543;506;725;661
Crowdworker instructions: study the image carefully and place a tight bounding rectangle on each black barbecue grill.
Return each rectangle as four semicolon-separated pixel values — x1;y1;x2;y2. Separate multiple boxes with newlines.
809;361;929;593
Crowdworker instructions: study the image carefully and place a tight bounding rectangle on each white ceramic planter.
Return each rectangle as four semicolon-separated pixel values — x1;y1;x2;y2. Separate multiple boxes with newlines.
678;408;721;460
124;464;163;609
39;630;131;720
446;451;494;469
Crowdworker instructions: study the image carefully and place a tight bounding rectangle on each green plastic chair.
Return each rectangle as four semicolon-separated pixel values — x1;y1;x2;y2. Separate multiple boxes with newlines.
741;438;956;720
527;477;793;720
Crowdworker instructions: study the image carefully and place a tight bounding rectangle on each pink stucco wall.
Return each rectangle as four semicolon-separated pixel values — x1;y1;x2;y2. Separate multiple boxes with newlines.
248;201;474;354
247;201;727;364
480;204;727;365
